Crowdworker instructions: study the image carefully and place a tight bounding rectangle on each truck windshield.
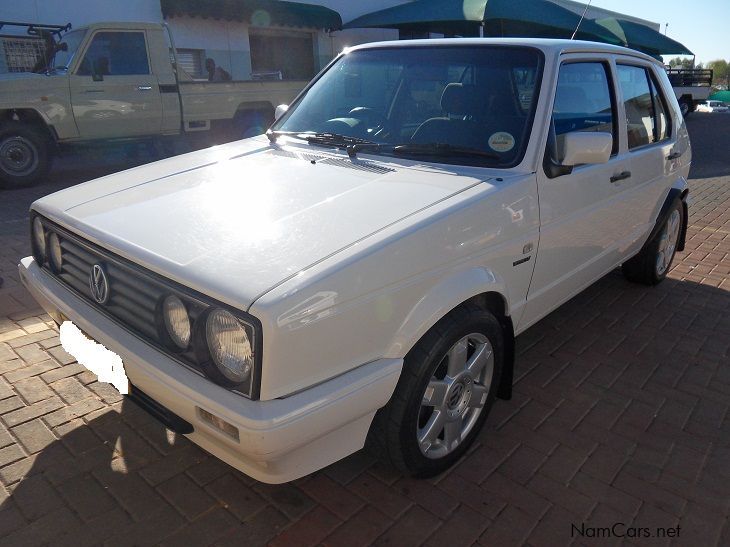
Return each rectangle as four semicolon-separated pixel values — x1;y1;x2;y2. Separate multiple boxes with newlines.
272;45;543;167
52;29;86;71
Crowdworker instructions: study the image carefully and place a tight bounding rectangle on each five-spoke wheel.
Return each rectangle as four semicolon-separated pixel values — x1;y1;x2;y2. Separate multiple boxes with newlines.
368;304;503;477
418;333;493;459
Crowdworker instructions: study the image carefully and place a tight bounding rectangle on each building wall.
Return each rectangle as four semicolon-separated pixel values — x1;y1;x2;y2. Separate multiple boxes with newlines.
0;0;343;79
1;0;662;78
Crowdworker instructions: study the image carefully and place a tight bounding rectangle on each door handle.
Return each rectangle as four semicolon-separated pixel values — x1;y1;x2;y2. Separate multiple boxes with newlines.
610;171;631;183
136;85;153;91
84;89;104;93
666;151;682;160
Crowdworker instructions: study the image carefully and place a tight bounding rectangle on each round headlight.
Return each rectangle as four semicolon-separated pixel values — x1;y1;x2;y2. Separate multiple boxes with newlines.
32;217;46;262
162;295;191;350
48;232;63;273
205;309;253;384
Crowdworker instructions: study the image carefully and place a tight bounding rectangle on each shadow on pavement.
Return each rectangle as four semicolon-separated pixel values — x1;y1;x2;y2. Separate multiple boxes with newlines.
0;273;728;545
686;114;730;179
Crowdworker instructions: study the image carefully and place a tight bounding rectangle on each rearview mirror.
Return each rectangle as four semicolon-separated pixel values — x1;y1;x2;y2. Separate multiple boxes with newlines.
558;132;612;166
274;104;288;120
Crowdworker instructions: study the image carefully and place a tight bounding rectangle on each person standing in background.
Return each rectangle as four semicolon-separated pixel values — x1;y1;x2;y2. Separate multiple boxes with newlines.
205;58;231;81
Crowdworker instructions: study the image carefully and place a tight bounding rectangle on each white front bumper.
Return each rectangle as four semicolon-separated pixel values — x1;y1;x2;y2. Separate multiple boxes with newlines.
19;256;401;483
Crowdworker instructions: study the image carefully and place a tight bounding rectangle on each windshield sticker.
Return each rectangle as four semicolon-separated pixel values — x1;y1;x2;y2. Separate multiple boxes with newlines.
488;132;515;153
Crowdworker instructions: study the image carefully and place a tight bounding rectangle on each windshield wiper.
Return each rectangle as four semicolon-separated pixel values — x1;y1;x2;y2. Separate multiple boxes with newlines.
347;142;500;161
267;130;375;150
266;130;313;143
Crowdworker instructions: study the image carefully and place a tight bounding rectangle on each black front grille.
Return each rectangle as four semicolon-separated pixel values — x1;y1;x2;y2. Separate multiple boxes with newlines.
32;214;262;400
58;238;161;341
44;221;208;377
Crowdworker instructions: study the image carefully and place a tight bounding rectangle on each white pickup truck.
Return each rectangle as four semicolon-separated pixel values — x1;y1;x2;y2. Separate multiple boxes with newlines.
0;21;306;188
20;38;690;483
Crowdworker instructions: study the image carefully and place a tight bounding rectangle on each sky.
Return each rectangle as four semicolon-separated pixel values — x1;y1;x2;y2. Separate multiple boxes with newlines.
588;0;729;63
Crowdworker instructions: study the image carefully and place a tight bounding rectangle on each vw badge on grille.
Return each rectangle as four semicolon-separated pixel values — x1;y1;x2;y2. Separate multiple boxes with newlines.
89;263;110;304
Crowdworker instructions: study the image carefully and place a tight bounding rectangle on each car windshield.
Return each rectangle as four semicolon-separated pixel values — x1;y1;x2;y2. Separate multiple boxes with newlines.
51;29;86;71
272;45;543;167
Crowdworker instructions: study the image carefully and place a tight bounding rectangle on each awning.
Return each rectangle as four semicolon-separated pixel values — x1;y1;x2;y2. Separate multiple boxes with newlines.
595;18;693;56
709;91;730;103
343;0;621;44
161;0;342;30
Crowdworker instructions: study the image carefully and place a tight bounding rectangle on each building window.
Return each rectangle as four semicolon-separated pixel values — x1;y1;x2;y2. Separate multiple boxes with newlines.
249;29;314;80
173;48;205;79
1;36;45;73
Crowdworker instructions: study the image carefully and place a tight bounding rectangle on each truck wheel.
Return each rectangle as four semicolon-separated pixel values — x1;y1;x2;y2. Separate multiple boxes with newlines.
623;198;683;285
234;110;273;139
368;304;504;477
0;122;51;189
679;99;692;118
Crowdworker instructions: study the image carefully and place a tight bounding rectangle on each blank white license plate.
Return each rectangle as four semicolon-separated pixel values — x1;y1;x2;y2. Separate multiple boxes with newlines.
59;321;129;395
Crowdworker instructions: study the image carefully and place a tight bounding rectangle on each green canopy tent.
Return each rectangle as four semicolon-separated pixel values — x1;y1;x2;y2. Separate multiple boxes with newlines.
594;18;693;56
709;90;730;103
342;0;621;43
161;0;342;30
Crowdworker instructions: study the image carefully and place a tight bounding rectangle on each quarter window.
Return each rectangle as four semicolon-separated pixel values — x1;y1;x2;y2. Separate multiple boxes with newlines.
648;73;671;142
78;31;149;76
552;62;616;153
617;64;670;148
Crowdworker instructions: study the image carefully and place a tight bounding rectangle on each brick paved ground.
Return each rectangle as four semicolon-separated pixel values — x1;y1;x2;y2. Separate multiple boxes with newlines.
0;116;728;546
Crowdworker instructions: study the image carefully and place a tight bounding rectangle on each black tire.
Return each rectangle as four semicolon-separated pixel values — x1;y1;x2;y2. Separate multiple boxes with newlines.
234;110;274;140
368;303;504;477
0;122;52;189
623;198;683;285
679;99;692;118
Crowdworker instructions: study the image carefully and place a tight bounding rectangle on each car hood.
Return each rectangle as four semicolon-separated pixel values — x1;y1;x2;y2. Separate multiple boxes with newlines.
35;138;499;310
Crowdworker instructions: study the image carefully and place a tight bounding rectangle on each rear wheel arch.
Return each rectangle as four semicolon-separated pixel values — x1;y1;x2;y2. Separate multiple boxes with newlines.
233;102;275;138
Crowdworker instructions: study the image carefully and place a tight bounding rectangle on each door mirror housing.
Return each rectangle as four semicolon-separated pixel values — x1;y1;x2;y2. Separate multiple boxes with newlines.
92;72;104;82
274;104;288;120
558;131;612;167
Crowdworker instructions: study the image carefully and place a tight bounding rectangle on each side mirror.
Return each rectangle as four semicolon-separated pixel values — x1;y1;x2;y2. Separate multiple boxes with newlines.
558;131;612;166
274;104;288;120
92;72;104;82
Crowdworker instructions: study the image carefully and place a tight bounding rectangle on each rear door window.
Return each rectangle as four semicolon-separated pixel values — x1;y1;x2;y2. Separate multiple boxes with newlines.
617;64;670;148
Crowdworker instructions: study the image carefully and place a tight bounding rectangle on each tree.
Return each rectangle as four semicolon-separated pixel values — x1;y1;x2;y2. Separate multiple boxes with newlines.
668;57;695;69
706;59;729;89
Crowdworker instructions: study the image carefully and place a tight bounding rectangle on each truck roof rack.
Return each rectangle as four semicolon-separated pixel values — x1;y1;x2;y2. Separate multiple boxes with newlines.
0;21;72;38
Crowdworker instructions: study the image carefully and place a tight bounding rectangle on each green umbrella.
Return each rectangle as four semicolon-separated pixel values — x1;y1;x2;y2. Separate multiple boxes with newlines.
343;0;621;44
594;18;693;56
709;90;730;103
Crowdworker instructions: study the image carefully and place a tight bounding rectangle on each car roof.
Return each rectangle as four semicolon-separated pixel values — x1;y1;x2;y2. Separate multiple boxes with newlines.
345;37;660;65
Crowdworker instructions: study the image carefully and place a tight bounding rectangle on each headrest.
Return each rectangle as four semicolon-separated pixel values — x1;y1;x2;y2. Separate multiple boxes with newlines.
441;83;477;115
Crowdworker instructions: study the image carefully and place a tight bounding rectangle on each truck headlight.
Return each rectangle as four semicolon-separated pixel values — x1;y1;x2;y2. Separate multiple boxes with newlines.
205;309;254;385
48;232;63;273
32;217;46;263
162;295;191;350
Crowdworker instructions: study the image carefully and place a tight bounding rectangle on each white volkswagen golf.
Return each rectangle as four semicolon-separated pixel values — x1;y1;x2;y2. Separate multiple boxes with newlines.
20;39;690;483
